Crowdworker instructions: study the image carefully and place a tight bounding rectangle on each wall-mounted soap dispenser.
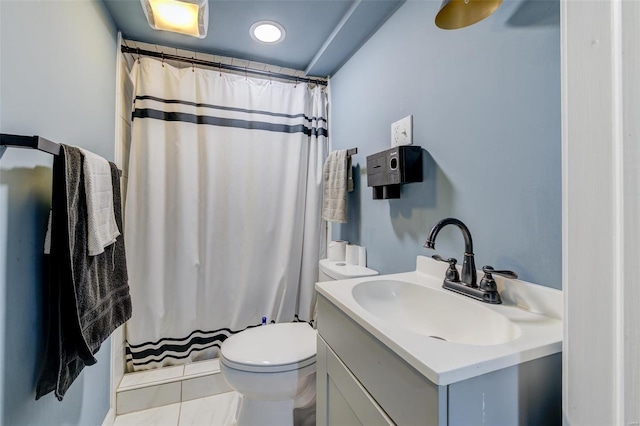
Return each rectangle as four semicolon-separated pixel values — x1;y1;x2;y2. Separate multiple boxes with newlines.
366;146;422;199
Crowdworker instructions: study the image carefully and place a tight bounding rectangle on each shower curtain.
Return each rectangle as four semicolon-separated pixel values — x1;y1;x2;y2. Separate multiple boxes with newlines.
124;58;328;371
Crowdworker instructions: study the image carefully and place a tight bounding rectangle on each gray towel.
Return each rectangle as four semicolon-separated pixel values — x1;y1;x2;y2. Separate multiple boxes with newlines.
322;150;348;223
36;145;132;401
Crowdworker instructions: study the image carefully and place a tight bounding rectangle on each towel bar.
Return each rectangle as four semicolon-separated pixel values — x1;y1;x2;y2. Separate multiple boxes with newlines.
0;134;60;156
1;133;123;176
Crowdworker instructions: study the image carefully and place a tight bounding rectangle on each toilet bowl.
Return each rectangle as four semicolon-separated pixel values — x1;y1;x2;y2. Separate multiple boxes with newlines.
220;257;378;426
220;323;317;426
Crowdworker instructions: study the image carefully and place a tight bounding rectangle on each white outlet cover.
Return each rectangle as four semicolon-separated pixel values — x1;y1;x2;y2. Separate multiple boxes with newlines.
391;115;413;147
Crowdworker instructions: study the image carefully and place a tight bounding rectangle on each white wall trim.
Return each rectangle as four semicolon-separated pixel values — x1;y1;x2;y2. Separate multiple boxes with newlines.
110;31;125;420
562;0;640;424
620;1;640;421
611;1;625;423
114;32;124;171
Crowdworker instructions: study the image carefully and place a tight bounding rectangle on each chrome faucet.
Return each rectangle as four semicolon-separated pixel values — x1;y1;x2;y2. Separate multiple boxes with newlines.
424;218;517;304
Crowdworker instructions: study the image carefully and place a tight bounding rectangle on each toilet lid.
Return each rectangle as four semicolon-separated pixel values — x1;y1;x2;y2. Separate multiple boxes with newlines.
221;323;316;372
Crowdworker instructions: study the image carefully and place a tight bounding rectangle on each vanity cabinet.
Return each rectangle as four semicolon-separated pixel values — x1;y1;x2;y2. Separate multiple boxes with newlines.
316;295;562;426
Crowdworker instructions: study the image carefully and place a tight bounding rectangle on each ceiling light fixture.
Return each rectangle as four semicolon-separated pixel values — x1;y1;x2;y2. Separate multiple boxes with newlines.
250;21;286;44
140;0;209;38
435;0;503;30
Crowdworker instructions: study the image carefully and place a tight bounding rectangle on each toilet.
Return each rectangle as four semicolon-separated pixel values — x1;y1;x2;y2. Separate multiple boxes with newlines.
220;259;378;426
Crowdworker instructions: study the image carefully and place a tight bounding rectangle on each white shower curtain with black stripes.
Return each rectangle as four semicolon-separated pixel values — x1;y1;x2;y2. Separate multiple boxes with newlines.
124;58;327;371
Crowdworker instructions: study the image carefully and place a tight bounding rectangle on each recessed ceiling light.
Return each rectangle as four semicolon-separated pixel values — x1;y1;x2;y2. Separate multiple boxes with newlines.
140;0;209;39
250;21;286;44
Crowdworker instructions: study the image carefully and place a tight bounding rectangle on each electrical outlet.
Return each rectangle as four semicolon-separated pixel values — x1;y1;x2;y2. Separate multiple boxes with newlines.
391;115;413;147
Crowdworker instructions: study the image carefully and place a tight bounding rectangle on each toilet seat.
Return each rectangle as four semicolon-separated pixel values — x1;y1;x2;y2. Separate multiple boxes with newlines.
221;322;317;373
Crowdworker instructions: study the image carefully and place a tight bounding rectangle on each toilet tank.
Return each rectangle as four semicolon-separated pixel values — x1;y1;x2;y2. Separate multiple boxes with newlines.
318;259;378;281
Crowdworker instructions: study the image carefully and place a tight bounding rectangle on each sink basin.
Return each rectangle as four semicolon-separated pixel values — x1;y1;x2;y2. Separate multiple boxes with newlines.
351;280;521;346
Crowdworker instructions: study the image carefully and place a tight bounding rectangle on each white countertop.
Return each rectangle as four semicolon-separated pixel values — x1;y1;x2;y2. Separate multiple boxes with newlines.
315;255;563;386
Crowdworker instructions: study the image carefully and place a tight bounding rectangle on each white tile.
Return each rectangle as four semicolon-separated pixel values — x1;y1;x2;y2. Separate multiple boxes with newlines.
111;331;125;375
114;402;181;426
153;45;175;56
247;61;267;71
113;343;125;383
123;53;135;71
119;365;184;390
279;67;298;77
111;334;126;409
112;325;124;348
181;374;232;402
178;392;240;426
122;77;134;123
121;121;131;178
135;41;160;52
218;55;233;65
230;58;250;68
122;177;129;215
198;52;216;63
264;64;282;73
176;48;196;59
136;41;159;52
116;382;182;415
123;40;139;49
183;359;220;377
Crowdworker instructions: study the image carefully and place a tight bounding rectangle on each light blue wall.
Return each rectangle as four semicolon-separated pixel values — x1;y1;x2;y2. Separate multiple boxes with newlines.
0;1;117;424
331;0;561;288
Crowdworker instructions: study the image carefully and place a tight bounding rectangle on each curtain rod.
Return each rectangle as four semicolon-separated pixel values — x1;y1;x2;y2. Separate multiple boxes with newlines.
121;46;328;87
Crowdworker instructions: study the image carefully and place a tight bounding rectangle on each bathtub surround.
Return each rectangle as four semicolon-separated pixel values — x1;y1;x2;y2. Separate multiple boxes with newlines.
125;58;328;370
0;0;117;423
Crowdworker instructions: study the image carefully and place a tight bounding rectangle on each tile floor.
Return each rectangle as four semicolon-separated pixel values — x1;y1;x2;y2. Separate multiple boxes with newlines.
113;391;240;426
116;359;232;415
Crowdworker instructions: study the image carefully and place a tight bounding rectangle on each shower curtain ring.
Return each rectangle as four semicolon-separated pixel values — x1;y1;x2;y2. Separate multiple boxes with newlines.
161;53;165;67
136;48;140;63
218;62;222;77
245;66;248;80
192;60;195;72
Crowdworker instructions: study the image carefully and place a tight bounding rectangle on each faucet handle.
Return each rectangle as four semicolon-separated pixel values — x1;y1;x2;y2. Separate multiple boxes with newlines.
481;265;518;279
432;255;460;282
479;265;518;292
